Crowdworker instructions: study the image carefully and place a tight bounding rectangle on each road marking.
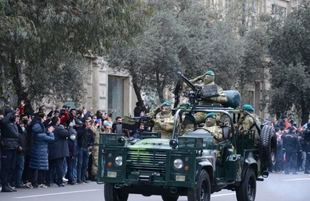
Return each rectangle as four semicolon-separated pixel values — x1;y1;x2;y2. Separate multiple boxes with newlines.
283;178;310;182
212;192;235;197
14;189;102;199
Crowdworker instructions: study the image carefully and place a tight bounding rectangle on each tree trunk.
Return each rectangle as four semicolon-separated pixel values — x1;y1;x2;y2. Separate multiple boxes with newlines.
130;69;146;110
301;99;309;125
10;51;34;113
240;0;246;37
155;70;164;101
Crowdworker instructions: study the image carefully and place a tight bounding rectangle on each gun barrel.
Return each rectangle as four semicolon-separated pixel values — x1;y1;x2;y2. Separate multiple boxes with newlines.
177;71;196;91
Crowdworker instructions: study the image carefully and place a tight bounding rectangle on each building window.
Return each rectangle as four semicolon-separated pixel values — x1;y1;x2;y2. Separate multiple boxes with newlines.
108;75;124;118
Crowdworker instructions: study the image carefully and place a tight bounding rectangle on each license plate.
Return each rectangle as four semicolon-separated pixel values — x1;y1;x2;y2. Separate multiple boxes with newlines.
107;171;117;178
176;175;185;182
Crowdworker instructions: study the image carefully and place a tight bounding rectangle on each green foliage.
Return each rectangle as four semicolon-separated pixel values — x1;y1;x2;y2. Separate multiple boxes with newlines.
268;3;310;122
0;0;141;107
109;0;244;101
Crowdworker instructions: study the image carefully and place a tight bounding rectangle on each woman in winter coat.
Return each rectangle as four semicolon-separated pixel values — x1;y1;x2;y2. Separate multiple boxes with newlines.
29;113;54;188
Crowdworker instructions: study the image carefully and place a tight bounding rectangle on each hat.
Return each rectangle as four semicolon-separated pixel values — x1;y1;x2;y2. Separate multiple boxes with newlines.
161;100;172;107
205;70;215;76
206;112;216;119
242;104;255;113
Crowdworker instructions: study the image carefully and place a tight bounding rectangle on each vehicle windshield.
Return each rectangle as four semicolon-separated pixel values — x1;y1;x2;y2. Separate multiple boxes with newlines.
172;108;235;140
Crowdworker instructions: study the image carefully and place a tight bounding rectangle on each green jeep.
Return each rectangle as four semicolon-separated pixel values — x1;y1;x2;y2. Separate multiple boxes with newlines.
97;106;276;201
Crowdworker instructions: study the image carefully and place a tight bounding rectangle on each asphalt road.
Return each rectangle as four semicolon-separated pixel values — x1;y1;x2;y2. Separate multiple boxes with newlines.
1;173;309;201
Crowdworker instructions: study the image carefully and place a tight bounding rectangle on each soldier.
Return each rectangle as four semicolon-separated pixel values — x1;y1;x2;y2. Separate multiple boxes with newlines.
282;127;300;174
149;101;174;139
189;70;228;104
203;113;223;143
238;104;261;144
302;123;310;174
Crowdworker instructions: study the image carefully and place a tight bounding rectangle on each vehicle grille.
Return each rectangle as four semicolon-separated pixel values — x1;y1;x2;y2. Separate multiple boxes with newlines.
127;150;167;174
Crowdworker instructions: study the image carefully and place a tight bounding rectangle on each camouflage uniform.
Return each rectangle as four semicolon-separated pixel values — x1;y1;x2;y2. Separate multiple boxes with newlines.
90;126;100;179
153;112;174;139
238;104;261;144
149;101;174;139
190;70;228;105
203;113;223;143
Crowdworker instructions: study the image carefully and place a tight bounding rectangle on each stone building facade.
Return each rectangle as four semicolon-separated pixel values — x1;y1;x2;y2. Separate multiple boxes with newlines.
83;56;136;118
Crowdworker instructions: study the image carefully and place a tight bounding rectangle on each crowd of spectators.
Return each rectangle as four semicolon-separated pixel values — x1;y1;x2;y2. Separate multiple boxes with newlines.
0;102;135;192
272;118;310;175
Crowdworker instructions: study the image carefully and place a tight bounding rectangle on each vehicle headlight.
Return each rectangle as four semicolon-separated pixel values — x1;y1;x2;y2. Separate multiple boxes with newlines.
173;159;184;169
115;156;123;166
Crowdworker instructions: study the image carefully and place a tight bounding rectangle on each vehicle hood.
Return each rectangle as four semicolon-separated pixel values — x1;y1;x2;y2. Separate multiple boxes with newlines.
128;138;171;150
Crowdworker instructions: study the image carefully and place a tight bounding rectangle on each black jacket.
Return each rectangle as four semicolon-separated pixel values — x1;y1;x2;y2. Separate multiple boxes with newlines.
282;132;300;153
0;112;20;150
49;125;70;159
17;124;28;154
68;127;78;157
77;127;94;149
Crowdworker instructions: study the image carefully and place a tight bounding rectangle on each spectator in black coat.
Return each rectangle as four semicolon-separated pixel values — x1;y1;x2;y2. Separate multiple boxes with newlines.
0;109;20;192
282;127;300;174
14;115;28;188
76;120;94;183
302;124;310;174
48;117;70;187
66;121;80;185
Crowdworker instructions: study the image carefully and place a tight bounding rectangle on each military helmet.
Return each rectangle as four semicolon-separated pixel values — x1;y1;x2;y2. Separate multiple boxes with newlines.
161;100;172;107
242;104;255;113
206;112;216;119
205;70;215;76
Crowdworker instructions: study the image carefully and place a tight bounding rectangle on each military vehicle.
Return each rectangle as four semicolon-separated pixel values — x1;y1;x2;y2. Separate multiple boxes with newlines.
97;73;276;201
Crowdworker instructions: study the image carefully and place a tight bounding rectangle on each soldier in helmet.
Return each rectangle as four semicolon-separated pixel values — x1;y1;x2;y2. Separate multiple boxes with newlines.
238;104;261;145
203;113;223;143
189;70;228;104
149;100;174;139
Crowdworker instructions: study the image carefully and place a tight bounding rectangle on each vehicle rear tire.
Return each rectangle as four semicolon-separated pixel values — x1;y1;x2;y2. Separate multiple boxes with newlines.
259;125;277;171
236;168;256;201
187;170;211;201
161;194;179;201
104;183;129;201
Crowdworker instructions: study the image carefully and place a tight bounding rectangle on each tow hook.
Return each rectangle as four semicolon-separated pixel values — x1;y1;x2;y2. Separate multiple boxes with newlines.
257;177;264;181
262;171;269;178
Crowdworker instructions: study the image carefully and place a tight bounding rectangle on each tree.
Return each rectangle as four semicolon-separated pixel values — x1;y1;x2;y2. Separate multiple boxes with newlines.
0;0;141;109
268;2;310;123
109;0;244;104
109;0;186;102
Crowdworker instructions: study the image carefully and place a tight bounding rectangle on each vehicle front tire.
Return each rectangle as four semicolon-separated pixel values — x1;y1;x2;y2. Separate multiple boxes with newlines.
187;169;211;201
104;183;129;201
236;168;256;201
161;194;179;201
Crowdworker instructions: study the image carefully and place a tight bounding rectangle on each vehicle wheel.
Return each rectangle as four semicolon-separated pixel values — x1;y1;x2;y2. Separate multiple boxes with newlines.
187;170;211;201
236;168;256;201
104;183;129;201
161;194;179;201
259;125;277;171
